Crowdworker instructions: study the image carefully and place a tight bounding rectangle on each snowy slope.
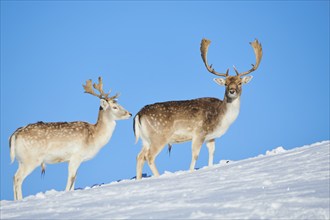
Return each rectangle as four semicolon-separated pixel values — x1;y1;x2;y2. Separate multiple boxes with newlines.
1;141;329;219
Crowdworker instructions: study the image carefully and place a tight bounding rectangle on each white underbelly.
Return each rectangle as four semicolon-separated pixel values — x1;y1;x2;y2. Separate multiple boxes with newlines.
169;129;193;144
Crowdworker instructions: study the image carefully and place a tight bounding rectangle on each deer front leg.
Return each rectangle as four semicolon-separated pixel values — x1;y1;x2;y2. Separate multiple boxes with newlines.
66;159;82;191
189;137;205;171
206;139;215;166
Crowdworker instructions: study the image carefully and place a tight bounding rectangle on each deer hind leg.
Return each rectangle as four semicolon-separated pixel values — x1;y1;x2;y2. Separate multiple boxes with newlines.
189;137;205;171
13;162;38;200
65;159;82;191
146;145;163;178
136;147;148;180
206;139;215;166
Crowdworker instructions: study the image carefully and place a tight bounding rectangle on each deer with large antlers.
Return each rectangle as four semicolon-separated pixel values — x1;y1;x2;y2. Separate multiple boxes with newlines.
134;38;262;180
9;77;131;200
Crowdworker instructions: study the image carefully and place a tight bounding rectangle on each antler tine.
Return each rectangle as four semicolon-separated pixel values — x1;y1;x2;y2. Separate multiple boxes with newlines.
109;92;120;100
200;38;229;77
93;77;110;99
233;65;239;75
236;39;263;77
83;79;102;98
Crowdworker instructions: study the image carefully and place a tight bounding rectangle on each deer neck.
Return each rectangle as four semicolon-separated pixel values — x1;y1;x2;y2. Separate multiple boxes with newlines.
224;95;240;107
220;95;241;135
94;108;116;144
223;96;241;120
206;96;241;141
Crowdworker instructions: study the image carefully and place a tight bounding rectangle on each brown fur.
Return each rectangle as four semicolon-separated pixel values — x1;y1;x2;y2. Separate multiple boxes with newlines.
136;97;226;139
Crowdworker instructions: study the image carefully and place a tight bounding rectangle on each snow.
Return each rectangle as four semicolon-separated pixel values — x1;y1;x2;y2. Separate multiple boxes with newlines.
1;141;329;219
265;146;286;156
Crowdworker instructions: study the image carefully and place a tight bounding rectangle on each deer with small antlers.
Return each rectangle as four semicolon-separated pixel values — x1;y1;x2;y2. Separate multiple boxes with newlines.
134;38;262;179
9;77;131;200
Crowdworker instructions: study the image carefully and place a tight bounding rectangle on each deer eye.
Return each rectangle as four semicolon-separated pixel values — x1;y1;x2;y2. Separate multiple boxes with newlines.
113;106;118;110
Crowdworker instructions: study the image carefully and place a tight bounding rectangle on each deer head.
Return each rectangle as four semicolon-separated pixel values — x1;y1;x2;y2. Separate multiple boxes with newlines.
83;77;131;120
200;38;263;101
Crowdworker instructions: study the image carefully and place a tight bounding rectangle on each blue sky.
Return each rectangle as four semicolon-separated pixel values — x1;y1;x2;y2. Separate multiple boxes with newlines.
1;1;329;201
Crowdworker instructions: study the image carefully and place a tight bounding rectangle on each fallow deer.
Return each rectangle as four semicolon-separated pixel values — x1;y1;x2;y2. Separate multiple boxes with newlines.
134;38;262;180
9;77;132;200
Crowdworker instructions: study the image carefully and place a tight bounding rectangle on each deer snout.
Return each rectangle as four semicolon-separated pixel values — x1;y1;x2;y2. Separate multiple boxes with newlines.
121;111;132;120
229;89;236;94
126;111;132;118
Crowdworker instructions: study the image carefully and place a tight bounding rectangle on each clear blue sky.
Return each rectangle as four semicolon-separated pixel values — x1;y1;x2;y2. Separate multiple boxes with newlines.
1;1;329;201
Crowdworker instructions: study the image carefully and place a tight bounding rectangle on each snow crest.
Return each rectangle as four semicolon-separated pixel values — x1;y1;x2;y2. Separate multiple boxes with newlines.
265;146;286;156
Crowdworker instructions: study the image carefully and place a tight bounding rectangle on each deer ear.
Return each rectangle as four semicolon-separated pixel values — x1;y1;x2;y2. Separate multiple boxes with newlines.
242;75;253;84
213;78;226;86
100;99;109;110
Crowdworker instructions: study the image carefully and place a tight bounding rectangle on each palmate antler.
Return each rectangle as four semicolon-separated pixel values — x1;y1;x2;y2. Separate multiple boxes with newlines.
83;77;119;100
200;38;229;77
233;39;263;77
